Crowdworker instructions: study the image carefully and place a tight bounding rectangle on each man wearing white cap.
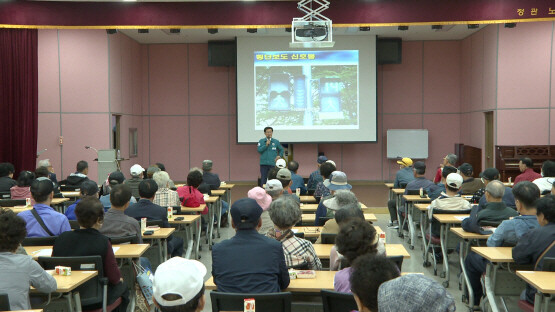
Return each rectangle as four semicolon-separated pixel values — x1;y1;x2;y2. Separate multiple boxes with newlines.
428;173;471;238
153;257;206;312
125;164;144;199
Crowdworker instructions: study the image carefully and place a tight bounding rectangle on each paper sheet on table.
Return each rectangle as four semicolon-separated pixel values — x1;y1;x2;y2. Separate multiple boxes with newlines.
32;248;53;257
291;229;298;233
454;216;467;221
112;246;120;254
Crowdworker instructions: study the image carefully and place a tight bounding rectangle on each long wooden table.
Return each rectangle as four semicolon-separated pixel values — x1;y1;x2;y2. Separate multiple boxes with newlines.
32;270;99;312
516;271;555;312
300;203;368;213
292;225;383;239
471;246;514;312
299;195;317;204
24;244;149;260
301;213;377;225
142;228;175;263
313;243;410;259
169;215;201;259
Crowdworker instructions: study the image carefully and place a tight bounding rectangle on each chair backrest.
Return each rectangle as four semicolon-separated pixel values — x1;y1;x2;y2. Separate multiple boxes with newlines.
0;199;26;207
293;232;305;239
59;185;81;192
21;236;58;246
387;255;404;271
307;189;315;196
69;220;80;230
432;208;472;215
0;293;10;311
406;189;427;196
109;235;137;245
399;182;408;189
171;206;182;215
318;217;332;226
320;233;337;244
146;220;163;227
542;257;555;272
210;291;292;312
290;262;309;270
0;191;11;199
320;289;358;312
38;256;104;307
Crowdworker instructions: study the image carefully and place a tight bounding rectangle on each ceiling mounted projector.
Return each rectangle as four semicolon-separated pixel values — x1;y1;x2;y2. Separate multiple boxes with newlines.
290;0;334;48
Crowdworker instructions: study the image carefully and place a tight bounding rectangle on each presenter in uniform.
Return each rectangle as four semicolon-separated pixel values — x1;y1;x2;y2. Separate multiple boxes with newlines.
257;126;284;186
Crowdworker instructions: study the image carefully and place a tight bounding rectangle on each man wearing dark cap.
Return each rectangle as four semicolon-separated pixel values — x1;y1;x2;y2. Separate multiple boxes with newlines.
17;179;71;237
211;198;290;293
459;163;484;195
201;160;221;190
100;171;136;210
64;180;100;220
307;155;327;192
471;168;515;209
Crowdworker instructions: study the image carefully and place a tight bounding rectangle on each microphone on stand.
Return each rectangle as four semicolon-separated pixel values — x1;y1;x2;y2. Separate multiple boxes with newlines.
36;148;47;158
85;146;98;153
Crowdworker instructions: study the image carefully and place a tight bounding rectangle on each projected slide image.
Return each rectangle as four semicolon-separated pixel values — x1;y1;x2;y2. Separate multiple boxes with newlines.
254;50;359;130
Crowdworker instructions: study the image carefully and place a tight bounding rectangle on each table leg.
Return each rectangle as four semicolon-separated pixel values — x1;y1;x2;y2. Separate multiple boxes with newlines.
156;238;163;264
73;292;82;312
207;202;215;249
65;291;74;312
420;211;427;259
407;203;415;250
184;224;193;259
163;238;168;261
440;223;449;287
216;199;222;238
195;216;201;259
396;194;402;236
483;263;500;312
459;240;474;307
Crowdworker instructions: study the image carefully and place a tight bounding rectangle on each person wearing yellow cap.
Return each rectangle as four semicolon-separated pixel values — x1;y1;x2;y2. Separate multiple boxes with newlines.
387;157;415;228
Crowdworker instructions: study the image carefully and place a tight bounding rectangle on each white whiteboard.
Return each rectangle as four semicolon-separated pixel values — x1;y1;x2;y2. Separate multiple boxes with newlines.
387;129;429;159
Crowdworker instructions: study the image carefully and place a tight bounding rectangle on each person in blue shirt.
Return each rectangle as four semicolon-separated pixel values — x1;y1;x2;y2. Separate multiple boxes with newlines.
288;160;307;195
257;126;284;187
17;178;71;237
307;155;327;192
99;171;136;211
464;181;541;307
387;157;415;228
64;180;99;220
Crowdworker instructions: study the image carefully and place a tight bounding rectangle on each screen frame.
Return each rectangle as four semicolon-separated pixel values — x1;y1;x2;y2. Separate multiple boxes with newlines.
235;36;378;144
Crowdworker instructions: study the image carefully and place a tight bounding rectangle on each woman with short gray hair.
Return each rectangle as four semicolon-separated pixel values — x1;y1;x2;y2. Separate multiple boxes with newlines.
267;196;322;270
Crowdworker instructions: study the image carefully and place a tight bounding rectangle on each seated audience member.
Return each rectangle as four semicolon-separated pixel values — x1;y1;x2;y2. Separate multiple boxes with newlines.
201;161;229;220
315;172;352;225
266;196;322;270
377;274;456;312
472;168;516;208
177;170;207;214
462;180;518;234
100;171;136;210
426;166;458;201
100;184;142;243
155;163;175;189
288;160;307;195
458;163;484;195
37;159;57;183
552;181;555;195
428;173;471;236
464;181;541;306
202;160;220;190
0;162;16;192
349;254;400;312
267;166;280;184
153;171;180;207
190;167;213;196
329;205;386;270
147;165;160;179
515;157;542;185
125;164;144;199
276;158;287;169
276;168;300;201
334;219;380;293
0;208;57;311
10;171;34;200
63;160;89;187
533;160;555;194
314;161;336;202
434;154;458;183
52;197;129;312
153;257;206;312
64;180;99;220
212;198;290;293
248;186;274;235
316;191;359;243
396;161;434;223
513;194;555;304
18;179;71;237
265;179;284;200
126;179;184;257
35;167;62;197
386;157;415;228
307;155;327;192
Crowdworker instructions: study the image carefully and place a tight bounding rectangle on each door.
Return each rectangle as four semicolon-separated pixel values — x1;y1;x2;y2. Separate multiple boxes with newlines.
484;111;494;168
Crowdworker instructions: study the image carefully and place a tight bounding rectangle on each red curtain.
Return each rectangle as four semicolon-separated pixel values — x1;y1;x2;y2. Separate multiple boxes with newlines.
0;29;38;175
